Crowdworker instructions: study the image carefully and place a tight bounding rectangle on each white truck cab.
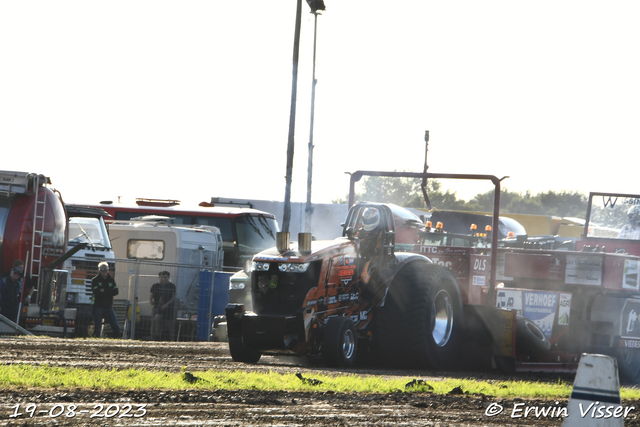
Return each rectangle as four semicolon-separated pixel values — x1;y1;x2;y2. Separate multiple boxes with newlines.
60;205;116;337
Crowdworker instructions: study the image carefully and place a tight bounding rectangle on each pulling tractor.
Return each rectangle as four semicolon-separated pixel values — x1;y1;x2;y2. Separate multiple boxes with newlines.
227;171;640;381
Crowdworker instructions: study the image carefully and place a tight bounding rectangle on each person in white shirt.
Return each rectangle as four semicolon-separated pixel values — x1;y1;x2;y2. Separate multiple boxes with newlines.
618;205;640;239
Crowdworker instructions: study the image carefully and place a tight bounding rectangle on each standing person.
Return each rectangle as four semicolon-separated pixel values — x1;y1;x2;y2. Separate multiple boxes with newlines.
0;260;25;324
150;271;176;341
91;262;121;338
12;260;34;306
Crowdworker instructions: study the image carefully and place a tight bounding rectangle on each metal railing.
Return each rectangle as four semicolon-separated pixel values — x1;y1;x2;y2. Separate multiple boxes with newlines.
68;257;232;341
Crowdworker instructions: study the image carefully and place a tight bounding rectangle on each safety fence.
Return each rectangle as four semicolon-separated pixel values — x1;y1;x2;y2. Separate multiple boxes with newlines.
63;257;234;341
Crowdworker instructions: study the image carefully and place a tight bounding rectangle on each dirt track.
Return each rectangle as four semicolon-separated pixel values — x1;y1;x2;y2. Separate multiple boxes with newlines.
0;337;639;426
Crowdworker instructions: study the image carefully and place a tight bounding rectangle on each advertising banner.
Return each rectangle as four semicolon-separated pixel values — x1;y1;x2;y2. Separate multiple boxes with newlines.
495;289;522;316
522;291;559;339
565;255;602;286
557;293;571;326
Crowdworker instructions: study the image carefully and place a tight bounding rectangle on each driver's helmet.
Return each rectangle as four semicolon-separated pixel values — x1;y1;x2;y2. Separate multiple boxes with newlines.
629;205;640;227
361;207;381;232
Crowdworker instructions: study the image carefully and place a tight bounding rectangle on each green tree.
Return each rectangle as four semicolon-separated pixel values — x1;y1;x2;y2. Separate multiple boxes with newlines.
333;175;590;220
333;175;466;210
536;190;588;217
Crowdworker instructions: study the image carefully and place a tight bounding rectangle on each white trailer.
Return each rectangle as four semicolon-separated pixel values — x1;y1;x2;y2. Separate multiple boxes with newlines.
106;218;224;317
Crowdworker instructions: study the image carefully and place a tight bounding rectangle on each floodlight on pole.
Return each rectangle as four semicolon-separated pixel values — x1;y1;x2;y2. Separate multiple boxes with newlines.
304;1;324;233
306;0;325;12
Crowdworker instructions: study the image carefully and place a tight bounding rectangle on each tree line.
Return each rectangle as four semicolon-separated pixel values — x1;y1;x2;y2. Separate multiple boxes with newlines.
333;176;588;218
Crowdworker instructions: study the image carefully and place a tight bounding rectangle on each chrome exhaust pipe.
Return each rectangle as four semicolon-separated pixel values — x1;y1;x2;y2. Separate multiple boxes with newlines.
298;232;312;254
276;232;290;253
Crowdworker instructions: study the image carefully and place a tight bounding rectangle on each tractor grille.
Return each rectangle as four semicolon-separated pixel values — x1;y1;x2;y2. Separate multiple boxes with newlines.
252;261;321;316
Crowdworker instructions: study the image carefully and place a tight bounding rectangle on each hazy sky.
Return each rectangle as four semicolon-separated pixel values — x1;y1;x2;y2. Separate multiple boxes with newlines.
1;1;638;208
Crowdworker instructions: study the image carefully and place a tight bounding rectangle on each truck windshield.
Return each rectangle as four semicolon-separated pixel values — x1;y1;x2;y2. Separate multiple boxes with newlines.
69;217;111;248
193;214;278;267
235;215;278;253
587;194;639;239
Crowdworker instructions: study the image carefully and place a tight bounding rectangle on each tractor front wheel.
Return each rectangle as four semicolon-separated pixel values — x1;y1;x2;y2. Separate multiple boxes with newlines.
322;316;358;368
229;336;261;364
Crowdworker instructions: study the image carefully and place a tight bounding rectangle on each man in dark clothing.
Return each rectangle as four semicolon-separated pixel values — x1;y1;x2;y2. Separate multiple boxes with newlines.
0;265;24;324
150;270;176;341
91;261;121;338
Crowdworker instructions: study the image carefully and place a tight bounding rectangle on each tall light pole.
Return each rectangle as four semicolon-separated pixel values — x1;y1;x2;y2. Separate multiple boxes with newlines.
282;0;304;234
304;0;325;233
282;0;326;234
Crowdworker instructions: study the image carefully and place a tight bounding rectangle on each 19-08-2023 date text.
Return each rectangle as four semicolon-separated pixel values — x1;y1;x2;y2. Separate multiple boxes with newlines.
9;403;147;419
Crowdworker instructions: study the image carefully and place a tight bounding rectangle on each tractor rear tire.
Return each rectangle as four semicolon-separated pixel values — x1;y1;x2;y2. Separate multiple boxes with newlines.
377;263;463;370
322;316;358;368
229;336;261;364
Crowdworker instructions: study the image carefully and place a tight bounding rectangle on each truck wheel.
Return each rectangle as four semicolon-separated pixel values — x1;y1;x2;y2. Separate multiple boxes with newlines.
616;348;640;383
515;316;550;359
323;316;358;368
377;263;463;370
228;336;261;364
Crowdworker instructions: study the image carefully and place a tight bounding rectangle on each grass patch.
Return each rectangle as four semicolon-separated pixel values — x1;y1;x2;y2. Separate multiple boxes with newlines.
1;364;640;400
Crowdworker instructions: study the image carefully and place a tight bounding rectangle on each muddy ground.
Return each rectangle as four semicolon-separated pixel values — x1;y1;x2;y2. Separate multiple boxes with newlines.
0;337;639;426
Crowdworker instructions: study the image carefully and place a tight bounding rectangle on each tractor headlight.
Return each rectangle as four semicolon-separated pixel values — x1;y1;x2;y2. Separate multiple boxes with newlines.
229;282;245;290
278;262;310;273
252;261;270;272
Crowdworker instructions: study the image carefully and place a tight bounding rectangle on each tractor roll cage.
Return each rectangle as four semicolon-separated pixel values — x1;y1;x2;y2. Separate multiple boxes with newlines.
342;202;397;265
348;170;506;305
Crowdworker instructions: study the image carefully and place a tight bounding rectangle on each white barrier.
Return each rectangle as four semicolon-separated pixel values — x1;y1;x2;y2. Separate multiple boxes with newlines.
563;354;630;426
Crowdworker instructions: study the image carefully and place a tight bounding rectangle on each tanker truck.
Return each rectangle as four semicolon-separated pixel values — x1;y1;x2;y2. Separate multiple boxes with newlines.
0;170;76;336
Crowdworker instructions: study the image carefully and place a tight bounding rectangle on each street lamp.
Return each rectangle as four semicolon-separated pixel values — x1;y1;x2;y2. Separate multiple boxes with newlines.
304;0;325;233
282;0;326;234
306;0;325;12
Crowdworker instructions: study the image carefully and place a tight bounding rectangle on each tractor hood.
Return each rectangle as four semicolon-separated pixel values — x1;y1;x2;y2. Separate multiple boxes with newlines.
252;237;353;263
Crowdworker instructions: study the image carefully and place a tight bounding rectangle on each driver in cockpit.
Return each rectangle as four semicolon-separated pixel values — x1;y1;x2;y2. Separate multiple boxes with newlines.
618;205;640;239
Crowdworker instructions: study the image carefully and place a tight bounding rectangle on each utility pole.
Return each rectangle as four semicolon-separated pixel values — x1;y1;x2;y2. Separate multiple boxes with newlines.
304;7;322;233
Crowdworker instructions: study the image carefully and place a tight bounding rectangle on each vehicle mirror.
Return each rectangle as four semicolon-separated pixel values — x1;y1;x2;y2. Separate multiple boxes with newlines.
345;227;356;240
